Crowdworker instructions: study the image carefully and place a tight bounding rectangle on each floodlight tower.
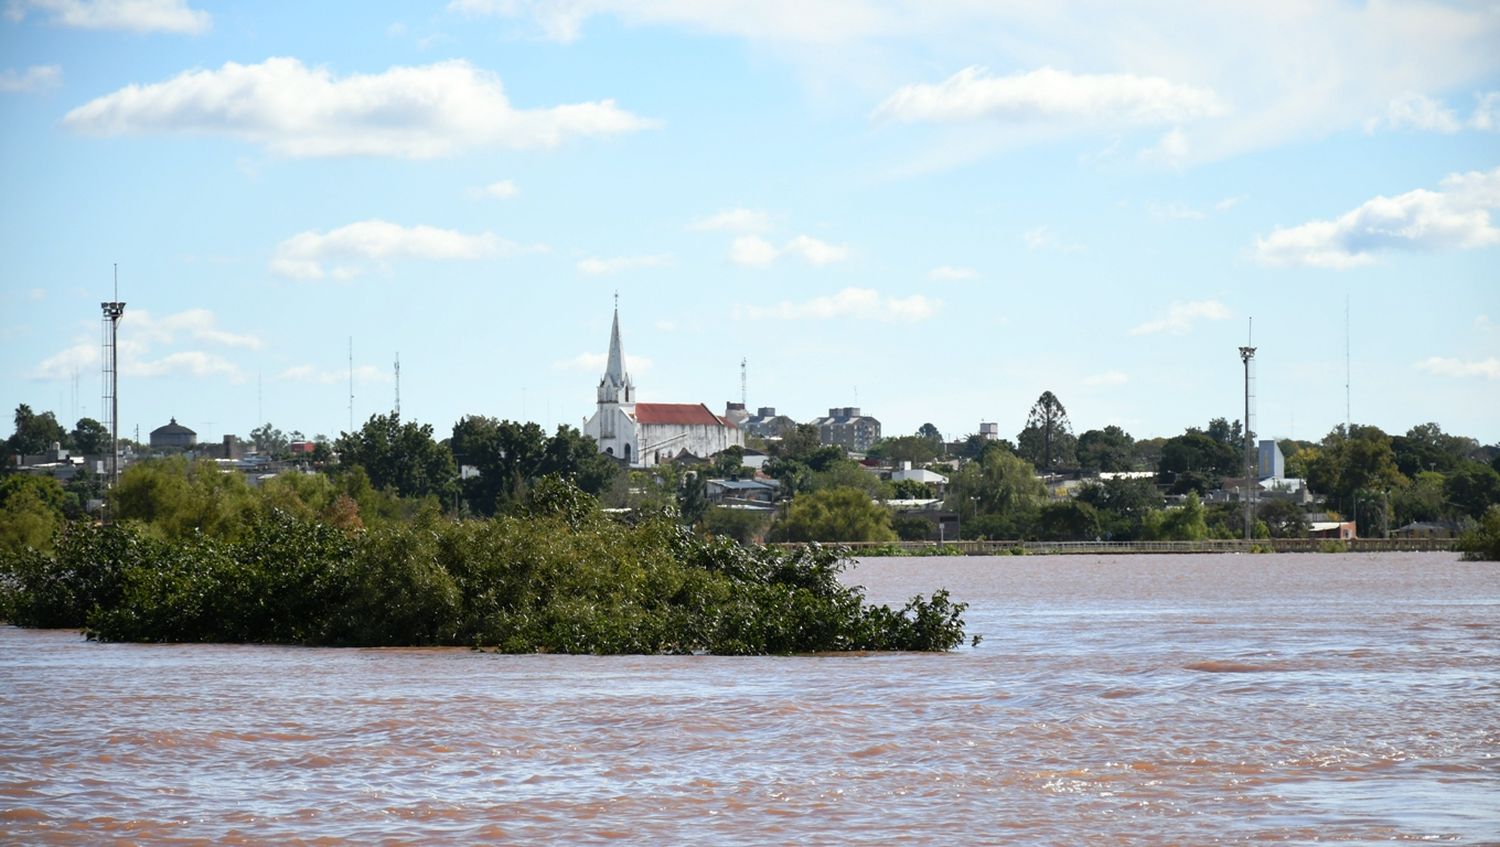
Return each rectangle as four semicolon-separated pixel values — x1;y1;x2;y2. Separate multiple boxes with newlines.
101;266;126;501
1239;332;1257;543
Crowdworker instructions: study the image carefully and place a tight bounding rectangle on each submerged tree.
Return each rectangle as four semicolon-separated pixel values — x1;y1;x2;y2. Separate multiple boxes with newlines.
1017;391;1076;471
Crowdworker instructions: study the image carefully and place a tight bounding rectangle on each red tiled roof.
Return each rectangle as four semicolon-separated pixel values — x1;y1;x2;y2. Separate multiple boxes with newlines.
633;403;728;426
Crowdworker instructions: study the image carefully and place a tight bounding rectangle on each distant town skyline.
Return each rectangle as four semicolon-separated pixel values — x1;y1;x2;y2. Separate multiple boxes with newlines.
2;1;1498;445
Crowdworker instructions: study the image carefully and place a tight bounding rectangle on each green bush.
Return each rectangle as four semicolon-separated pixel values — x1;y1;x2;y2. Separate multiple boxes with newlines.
1458;505;1500;561
2;481;970;654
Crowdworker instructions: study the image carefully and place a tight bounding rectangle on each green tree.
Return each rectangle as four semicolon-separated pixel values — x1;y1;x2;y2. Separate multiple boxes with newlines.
1392;422;1479;477
916;422;943;444
868;435;941;466
1076;425;1137;473
702;506;771;543
891;479;936;499
1035;499;1101;541
771;487;897;543
770;423;823;461
1074;476;1161;540
70;417;110;455
450;416;616;516
1392;470;1446;526
334;413;456;504
712;445;746;479
0;475;67;553
1158;431;1238;495
7;404;67;456
1142;491;1209;541
945;447;1044;537
678;471;709;527
809;458;892;499
1305;424;1406;506
1017;391;1076;471
1257;498;1310;538
249;422;290;455
1444;461;1500;519
111;457;257;541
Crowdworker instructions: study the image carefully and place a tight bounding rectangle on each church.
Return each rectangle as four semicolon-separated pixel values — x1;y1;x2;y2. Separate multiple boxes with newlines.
583;304;742;467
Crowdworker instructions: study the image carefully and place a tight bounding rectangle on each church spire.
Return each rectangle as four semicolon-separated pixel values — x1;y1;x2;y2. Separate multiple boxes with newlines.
598;294;634;404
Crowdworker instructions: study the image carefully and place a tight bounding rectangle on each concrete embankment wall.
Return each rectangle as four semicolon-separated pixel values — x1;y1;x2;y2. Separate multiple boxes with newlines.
771;538;1458;556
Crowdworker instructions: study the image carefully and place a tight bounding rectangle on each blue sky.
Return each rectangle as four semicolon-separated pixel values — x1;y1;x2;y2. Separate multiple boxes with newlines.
2;0;1498;448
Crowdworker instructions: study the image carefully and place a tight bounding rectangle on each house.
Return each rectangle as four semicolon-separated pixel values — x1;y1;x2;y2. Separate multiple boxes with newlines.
890;461;948;496
811;407;881;452
705;478;779;506
582;304;743;468
1392;520;1460;539
1308;520;1356;540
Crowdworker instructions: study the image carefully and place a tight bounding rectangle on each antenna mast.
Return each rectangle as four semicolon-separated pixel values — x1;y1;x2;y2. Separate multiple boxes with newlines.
1239;319;1257;543
100;264;126;514
394;352;401;418
1344;294;1351;431
348;337;354;433
740;357;747;405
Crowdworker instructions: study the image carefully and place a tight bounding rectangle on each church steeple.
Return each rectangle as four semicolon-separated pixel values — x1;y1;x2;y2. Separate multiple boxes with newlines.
598;295;634;404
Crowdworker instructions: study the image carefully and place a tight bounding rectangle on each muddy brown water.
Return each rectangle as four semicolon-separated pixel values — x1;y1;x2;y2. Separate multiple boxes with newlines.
2;552;1496;844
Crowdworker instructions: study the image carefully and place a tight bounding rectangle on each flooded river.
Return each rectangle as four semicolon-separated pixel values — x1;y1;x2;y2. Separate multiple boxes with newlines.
2;552;1497;844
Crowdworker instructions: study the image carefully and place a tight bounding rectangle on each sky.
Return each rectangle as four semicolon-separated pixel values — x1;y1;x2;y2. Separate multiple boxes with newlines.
2;0;1498;450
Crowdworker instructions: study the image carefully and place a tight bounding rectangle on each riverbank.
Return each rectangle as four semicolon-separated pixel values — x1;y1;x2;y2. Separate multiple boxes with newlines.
782;537;1459;556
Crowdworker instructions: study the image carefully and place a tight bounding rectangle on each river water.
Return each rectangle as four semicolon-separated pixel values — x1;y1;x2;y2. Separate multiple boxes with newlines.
2;552;1497;845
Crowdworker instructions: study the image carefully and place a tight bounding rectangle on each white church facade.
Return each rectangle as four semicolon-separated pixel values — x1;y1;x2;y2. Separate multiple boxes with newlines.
583;306;742;468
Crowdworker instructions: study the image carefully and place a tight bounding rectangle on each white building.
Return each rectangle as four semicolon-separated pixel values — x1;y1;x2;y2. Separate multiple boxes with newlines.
583;305;742;468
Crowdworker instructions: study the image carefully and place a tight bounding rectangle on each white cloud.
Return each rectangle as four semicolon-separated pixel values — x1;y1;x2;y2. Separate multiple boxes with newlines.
1471;92;1500;131
1022;226;1084;253
552;351;652;372
473;179;518;199
1366;93;1462;134
472;2;1500;167
0;64;61;93
926;265;978;281
63;57;655;158
736;287;938;322
1148;195;1245;220
30;307;256;381
1415;357;1500;380
126;351;239;379
6;0;209;33
1082;371;1129;387
1214;195;1246;213
1252;166;1500;269
730;235;779;267
577;254;671;275
729;234;848;267
270;219;531;280
1476;315;1494;333
874;66;1224;127
278;364;391;384
1129;300;1231;336
689;207;770;232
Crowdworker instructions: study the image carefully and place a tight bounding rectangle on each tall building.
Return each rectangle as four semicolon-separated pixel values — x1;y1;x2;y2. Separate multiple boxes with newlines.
811;407;881;453
582;304;742;467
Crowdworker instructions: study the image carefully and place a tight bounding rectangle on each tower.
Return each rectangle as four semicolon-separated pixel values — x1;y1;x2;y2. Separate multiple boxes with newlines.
597;299;635;405
100;266;126;499
1239;327;1257;543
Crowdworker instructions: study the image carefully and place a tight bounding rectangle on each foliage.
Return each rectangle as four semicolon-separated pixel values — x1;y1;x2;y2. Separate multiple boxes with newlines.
1257;498;1310;538
945;447;1044;533
1017;391;1076;471
890;479;936;500
1457;505;1500;561
770;487;897;543
712;445;746;479
1035;499;1101;541
1158;432;1239;495
6;404;67;456
250;422;291;456
1304;424;1406;505
1;482;969;653
1392;422;1479;477
334;413;457;504
810;458;892;499
678;471;709;527
1074;477;1161;540
702;506;772;544
0;476;68;554
1443;461;1500;520
1142;491;1209;541
916;422;943;444
1392;471;1446;526
867;435;941;466
1076;425;1137;473
112;457;258;542
450;416;617;516
891;514;935;541
70;418;109;455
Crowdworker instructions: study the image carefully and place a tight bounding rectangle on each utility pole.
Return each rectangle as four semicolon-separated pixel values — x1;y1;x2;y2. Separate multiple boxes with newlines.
1239;322;1257;543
